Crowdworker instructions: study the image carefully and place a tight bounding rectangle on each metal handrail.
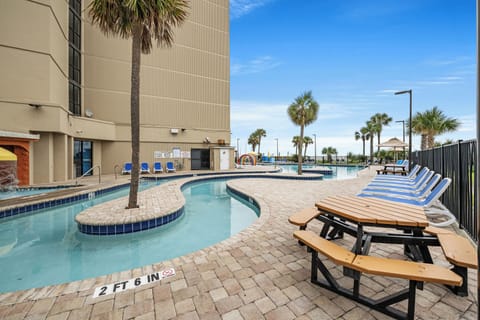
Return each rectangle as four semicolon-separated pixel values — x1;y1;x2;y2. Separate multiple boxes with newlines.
76;165;101;185
113;164;120;180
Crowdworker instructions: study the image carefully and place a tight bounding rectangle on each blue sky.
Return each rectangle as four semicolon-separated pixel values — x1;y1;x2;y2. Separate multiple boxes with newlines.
229;0;476;157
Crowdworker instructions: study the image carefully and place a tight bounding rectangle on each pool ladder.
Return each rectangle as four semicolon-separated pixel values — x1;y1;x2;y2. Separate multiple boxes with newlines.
76;165;101;186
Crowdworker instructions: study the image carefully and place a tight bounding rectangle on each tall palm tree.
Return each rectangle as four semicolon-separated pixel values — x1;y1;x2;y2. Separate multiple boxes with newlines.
292;136;301;156
411;107;460;150
303;136;313;159
254;128;267;156
365;120;377;162
248;133;259;152
287;91;319;174
354;127;369;161
370;113;392;153
89;0;188;209
321;146;337;163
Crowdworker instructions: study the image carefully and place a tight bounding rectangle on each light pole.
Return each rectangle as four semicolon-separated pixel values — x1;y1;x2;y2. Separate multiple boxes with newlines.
274;138;278;168
394;90;412;171
313;133;317;166
236;138;240;163
395;120;406;159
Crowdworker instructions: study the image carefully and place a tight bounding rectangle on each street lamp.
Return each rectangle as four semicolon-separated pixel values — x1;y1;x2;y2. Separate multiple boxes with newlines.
236;138;240;163
313;133;317;166
394;90;412;172
274;138;279;168
395;120;406;160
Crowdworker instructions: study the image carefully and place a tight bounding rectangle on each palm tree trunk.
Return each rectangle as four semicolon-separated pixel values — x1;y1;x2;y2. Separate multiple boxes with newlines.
127;25;142;209
298;126;304;175
304;144;308;159
377;133;381;153
258;138;261;155
427;135;435;150
370;138;374;163
421;134;428;150
362;138;366;160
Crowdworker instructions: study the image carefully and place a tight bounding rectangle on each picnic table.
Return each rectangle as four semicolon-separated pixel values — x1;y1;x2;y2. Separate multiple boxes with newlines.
377;163;407;175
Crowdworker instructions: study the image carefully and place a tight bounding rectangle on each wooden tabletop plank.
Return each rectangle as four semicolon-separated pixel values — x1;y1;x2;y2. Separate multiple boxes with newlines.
316;196;428;227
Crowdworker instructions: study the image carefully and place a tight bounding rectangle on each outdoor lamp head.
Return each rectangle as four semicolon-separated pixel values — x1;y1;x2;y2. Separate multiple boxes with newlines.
394;90;411;95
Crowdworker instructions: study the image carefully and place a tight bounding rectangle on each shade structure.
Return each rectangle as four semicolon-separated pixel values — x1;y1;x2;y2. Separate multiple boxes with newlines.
377;137;408;162
0;147;17;161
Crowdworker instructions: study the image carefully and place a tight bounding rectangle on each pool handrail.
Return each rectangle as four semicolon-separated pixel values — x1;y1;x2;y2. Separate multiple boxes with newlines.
76;165;101;185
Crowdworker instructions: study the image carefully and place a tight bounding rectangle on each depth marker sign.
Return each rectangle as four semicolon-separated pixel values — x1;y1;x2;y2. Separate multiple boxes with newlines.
93;268;175;298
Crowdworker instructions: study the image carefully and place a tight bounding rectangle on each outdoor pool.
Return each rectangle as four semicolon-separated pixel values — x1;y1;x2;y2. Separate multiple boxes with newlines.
279;165;364;179
0;179;258;293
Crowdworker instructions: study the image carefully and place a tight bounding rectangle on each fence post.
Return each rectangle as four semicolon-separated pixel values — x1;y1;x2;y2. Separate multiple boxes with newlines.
457;140;463;228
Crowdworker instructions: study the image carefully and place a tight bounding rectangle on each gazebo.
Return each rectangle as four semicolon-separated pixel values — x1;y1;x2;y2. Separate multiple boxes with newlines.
377;137;408;162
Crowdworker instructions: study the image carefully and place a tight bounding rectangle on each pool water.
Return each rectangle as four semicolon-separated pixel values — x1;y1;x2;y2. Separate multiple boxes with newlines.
0;179;258;293
0;186;74;200
279;165;362;179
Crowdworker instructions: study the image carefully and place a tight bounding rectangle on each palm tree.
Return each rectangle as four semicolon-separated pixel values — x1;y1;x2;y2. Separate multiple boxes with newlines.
354;127;369;161
321;146;337;163
292;136;301;156
364;120;377;163
248;133;259;152
411;107;460;150
89;0;188;209
370;113;392;153
254;129;267;156
303;136;313;159
287;91;319;174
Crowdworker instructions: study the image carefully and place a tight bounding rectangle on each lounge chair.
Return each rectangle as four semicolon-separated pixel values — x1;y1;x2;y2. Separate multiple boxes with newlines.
140;162;150;174
372;164;421;182
166;161;176;173
122;162;132;175
359;173;441;200
153;162;163;173
368;168;431;190
358;178;455;227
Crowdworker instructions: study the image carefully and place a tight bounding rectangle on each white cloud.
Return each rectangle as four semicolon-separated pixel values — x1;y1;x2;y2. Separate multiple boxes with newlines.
230;0;273;19
231;56;281;76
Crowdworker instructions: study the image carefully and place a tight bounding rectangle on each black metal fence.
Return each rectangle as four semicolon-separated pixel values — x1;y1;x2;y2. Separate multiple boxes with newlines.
411;139;477;242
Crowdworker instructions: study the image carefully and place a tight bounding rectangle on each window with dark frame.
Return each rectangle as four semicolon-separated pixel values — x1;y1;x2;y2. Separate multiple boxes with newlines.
68;0;81;115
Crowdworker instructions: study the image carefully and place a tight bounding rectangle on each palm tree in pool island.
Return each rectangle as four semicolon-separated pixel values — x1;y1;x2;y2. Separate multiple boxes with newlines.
411;106;460;150
287;91;319;175
89;0;188;209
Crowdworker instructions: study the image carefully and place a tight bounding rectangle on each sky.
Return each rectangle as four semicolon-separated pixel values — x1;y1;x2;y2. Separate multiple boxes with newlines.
229;0;477;157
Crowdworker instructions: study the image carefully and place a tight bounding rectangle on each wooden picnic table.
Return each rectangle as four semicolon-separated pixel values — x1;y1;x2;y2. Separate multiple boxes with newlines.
314;195;433;262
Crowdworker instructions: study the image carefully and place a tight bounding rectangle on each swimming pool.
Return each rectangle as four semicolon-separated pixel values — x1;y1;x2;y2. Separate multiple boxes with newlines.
279;165;363;179
0;179;258;293
0;185;76;200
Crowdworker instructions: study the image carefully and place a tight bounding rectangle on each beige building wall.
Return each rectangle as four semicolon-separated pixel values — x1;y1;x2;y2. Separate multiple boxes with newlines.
0;0;231;184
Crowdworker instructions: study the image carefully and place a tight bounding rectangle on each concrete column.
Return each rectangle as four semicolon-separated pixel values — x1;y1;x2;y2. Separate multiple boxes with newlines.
32;132;54;184
53;133;68;182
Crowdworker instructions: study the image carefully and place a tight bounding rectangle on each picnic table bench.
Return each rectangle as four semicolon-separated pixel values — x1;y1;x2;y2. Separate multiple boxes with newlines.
294;230;462;320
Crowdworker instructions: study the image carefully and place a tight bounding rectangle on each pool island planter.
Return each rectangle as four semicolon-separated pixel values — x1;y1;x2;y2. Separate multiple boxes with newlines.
75;172;321;235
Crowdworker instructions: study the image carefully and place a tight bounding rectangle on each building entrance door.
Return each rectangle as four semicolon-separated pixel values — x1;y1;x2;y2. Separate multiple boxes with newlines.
220;148;229;170
191;149;210;170
74;140;92;177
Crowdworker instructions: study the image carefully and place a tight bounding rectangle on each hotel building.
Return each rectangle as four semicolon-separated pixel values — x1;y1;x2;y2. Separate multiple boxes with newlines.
0;0;231;186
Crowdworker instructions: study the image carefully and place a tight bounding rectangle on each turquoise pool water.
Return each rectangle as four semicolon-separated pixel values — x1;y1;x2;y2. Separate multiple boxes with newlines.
0;179;258;293
279;165;363;179
0;186;74;200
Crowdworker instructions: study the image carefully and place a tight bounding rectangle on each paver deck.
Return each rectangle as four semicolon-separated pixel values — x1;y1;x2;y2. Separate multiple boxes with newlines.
0;166;477;319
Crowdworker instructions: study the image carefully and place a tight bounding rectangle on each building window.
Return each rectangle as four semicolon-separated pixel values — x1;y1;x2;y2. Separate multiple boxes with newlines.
68;0;81;115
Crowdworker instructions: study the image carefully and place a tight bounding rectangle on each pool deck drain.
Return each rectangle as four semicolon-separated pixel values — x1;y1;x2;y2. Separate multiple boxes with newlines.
0;166;476;319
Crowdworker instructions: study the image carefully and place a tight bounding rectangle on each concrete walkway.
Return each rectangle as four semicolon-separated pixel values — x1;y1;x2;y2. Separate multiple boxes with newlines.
0;167;477;319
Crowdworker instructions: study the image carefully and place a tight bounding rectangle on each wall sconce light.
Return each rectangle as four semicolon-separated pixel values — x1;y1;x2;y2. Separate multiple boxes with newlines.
76;130;83;134
181;128;186;132
204;137;211;144
28;104;41;108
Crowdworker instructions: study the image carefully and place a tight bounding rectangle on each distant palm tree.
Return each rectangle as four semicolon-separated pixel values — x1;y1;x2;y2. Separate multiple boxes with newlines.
364;120;377;162
303;136;313;159
411;107;460;150
287;91;319;174
354;127;369;161
292;136;301;156
371;113;392;153
322;146;337;163
248;133;259;152
254;128;267;156
89;0;188;209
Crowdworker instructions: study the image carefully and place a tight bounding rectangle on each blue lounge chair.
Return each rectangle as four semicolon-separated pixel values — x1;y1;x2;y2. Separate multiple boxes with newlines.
122;162;132;175
166;161;176;173
153;162;163;173
140;162;150;174
359;173;441;200
372;165;421;182
358;178;455;227
368;168;431;190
